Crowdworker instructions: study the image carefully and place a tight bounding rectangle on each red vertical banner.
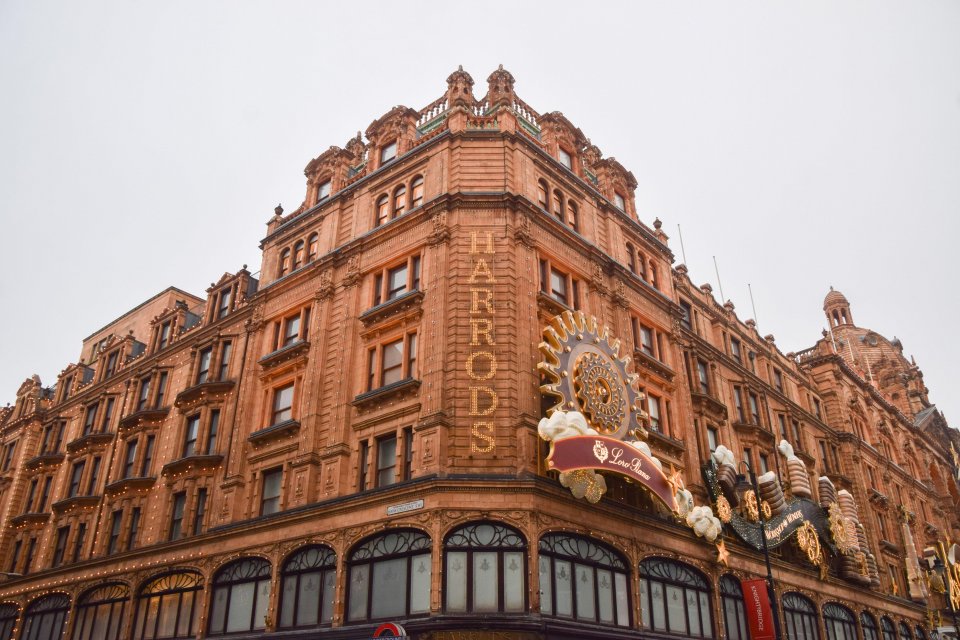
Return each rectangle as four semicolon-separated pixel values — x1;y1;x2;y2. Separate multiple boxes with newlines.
741;579;776;640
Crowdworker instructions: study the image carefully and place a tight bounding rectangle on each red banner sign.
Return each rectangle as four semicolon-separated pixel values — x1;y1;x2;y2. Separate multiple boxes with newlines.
547;436;677;510
741;579;775;640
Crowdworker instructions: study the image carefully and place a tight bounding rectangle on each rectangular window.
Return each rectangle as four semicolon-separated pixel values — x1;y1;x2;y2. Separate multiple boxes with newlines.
866;465;876;488
158;321;172;349
128;507;141;550
183;415;200;458
72;523;86;563
380;141;398;164
696;360;710;395
734;387;745;423
648;395;662;432
82;403;98;436
760;455;770;474
373;256;421;306
1;441;15;471
791;420;801;443
108;509;123;553
23;537;36;575
52;526;69;568
123;440;137;478
411;177;424;208
282;314;301;347
358;441;370;491
748;393;761;424
558;148;572;169
104;351;119;378
196;348;213;384
613;193;625;211
317;179;331;202
25;478;37;512
376;435;398;487
170;493;186;540
8;540;20;573
136;376;151;411
367;333;417;390
218;341;232;381
52;421;65;452
261;468;282;515
730;337;742;363
707;427;718;452
743;447;753;470
101;398;115;431
271;383;295;424
402;426;414;482
87;457;101;494
194;489;207;535
813;397;822;420
141;435;155;476
39;476;52;511
634;322;655;358
217;287;232;319
207;410;220;454
773;368;784;393
69;462;85;498
679;301;692;330
539;258;580;309
819;441;830;472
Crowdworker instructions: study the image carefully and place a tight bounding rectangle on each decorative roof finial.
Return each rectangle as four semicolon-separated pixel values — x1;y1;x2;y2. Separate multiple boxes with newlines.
274;203;283;217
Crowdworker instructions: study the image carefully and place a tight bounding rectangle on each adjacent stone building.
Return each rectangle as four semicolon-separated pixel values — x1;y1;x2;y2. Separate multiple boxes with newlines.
0;67;957;640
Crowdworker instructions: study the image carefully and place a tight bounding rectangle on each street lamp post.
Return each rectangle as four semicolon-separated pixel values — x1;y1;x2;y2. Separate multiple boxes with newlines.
736;460;784;640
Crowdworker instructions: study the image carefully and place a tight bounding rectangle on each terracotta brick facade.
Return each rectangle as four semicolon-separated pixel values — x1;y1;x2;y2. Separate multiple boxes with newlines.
0;66;957;640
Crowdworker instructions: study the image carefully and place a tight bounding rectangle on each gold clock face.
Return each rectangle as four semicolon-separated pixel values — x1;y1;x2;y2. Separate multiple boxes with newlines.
538;310;646;440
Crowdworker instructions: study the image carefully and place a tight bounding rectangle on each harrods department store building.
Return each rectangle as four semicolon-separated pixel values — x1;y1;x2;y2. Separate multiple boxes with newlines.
1;67;958;640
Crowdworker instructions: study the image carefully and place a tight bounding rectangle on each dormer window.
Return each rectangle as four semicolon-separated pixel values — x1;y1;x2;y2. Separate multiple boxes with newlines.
104;351;119;378
613;193;625;211
316;180;331;203
558;148;572;169
217;287;232;319
380;141;398;164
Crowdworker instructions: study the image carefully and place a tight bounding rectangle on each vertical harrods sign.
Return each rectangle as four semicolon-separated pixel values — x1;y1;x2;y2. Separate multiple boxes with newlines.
467;229;500;454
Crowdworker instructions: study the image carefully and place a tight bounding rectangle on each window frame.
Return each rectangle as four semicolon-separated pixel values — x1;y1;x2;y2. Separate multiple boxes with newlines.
260;467;283;516
366;332;418;391
346;529;432;622
444;522;527;614
278;545;337;629
639;556;713;637
207;557;272;636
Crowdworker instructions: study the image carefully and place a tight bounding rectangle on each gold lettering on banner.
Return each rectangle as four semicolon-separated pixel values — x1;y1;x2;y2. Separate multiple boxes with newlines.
468;230;499;454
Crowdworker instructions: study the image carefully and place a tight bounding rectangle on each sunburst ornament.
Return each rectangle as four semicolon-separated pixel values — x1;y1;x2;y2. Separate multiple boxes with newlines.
796;521;821;564
715;494;732;523
743;490;760;521
828;503;855;554
538;310;646;441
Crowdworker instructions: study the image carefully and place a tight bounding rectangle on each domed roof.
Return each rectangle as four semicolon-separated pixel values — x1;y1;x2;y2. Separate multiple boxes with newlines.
823;287;849;309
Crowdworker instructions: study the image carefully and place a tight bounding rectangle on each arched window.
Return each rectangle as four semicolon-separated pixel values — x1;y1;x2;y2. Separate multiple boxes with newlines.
293;240;304;270
376;195;390;227
782;593;820;640
307;233;319;262
552;190;564;221
393;185;406;218
649;261;659;289
639;557;712;637
279;545;336;629
899;622;913;640
72;583;129;640
347;529;431;622
567;201;579;232
208;558;272;636
719;575;747;640
133;571;202;640
915;626;927;640
279;249;291;277
411;176;424;209
882;617;897;640
824;603;857;640
861;612;880;640
445;522;526;613
0;604;17;640
537;180;549;210
21;593;70;640
539;533;629;626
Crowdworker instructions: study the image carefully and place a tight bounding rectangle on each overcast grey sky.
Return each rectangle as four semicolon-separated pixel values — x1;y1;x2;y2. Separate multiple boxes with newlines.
1;1;958;424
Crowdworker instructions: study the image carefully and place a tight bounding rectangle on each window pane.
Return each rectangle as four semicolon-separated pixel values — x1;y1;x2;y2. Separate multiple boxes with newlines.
347;565;369;621
539;557;552;615
615;572;629;627
280;576;296;628
226;582;255;632
409;554;431;614
371;558;406;619
178;591;196;638
253;580;270;630
321;570;336;623
155;594;177;638
295;571;320;626
554;559;572;616
597;568;614;623
381;340;404;385
446;551;467;612
666;585;687;634
687;590;702;636
575;564;596;621
503;551;525;612
209;587;227;635
387;265;408;299
473;551;498;612
651;581;666;631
